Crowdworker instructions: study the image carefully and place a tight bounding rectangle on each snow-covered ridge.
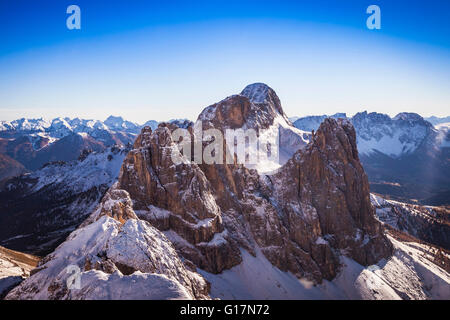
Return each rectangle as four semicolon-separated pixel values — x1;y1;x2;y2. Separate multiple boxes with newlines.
27;146;128;194
5;185;210;300
0;116;177;154
0;116;186;135
292;113;346;132
0;146;130;255
353;111;434;157
0;116;141;136
370;193;450;250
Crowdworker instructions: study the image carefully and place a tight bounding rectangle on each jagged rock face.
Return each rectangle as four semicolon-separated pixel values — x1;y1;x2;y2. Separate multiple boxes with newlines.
6;185;210;300
197;118;392;282
265;119;392;279
118;126;242;273
117;85;392;283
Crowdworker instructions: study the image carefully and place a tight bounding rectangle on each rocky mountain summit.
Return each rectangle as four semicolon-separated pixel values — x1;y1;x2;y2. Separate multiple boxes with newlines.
116;84;392;283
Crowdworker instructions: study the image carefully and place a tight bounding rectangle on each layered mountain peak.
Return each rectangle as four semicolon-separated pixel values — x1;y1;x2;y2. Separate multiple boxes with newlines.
356;112;434;157
241;82;271;103
104;115;125;125
0;118;51;132
197;83;308;173
293;113;347;132
240;82;288;122
267;118;393;278
198;83;289;130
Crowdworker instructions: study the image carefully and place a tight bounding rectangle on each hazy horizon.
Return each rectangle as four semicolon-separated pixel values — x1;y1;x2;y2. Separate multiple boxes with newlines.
1;0;449;122
1;106;448;125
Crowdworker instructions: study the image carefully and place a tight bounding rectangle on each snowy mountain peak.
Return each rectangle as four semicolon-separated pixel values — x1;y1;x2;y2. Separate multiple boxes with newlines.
104;115;139;132
2;118;51;132
104;115;126;128
240;83;272;104
352;111;391;123
393;112;425;122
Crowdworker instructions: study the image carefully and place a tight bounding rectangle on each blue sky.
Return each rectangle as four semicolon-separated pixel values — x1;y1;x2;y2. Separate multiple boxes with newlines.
0;0;449;122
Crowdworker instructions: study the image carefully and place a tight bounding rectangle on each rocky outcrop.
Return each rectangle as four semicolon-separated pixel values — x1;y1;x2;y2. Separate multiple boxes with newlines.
261;118;393;280
293;111;450;206
118;126;242;273
117;84;392;283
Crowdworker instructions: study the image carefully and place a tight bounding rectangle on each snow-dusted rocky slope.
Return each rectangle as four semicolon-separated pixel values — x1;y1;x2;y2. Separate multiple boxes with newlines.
0;246;39;299
351;112;438;157
0;147;128;255
5;185;209;300
6;185;450;300
371;194;450;250
200;236;449;300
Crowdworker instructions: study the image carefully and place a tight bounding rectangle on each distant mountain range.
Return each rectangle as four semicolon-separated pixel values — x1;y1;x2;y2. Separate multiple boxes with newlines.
424;116;450;126
291;112;450;205
1;111;449;206
0;116;185;183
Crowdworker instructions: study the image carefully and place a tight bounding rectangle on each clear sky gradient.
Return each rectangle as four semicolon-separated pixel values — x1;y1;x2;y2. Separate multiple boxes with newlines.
0;0;449;123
